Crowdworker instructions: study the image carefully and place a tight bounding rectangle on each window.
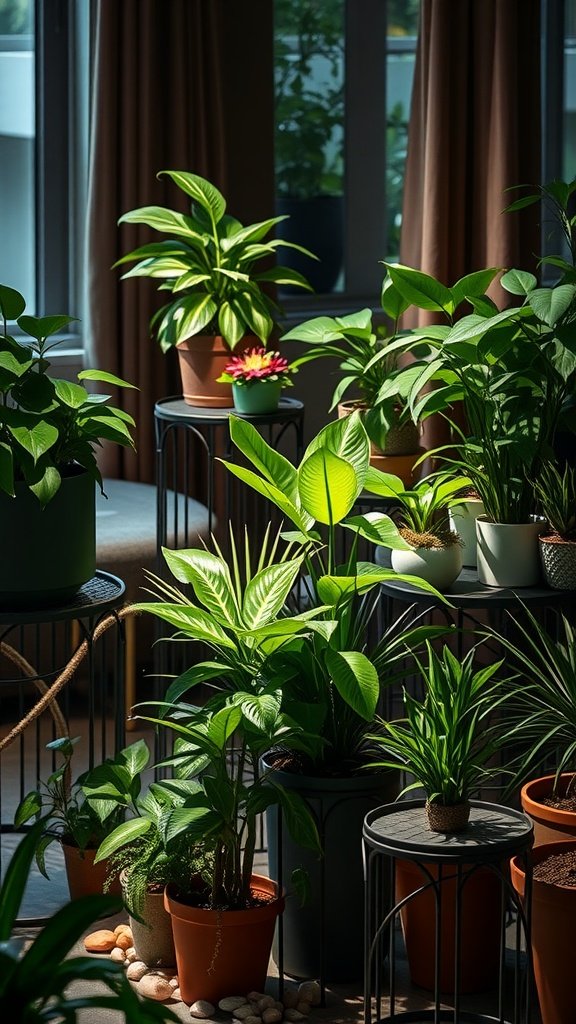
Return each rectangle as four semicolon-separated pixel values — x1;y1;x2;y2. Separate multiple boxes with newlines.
273;0;419;308
0;0;88;339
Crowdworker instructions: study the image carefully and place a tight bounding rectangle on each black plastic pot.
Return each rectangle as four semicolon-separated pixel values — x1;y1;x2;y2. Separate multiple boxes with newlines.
263;757;397;982
0;469;95;608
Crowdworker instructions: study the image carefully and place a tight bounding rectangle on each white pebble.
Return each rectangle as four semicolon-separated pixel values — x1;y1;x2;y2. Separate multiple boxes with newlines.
262;1009;282;1024
234;1007;256;1020
138;974;174;1001
219;997;248;1012
110;946;126;962
126;960;149;981
190;1000;216;1018
297;981;321;1007
171;987;181;1001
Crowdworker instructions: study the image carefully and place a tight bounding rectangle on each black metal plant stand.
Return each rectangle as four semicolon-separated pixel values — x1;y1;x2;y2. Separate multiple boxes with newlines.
363;800;534;1024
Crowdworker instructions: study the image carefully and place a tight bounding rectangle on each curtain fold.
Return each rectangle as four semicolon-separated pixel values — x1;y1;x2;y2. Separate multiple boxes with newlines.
86;1;274;482
399;0;541;451
400;0;541;315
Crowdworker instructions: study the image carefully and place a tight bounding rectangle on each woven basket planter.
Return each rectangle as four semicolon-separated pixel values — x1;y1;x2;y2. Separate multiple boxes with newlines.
540;536;576;590
426;800;471;833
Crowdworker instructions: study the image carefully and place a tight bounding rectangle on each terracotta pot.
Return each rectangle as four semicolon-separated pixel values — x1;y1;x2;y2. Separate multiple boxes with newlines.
539;535;576;589
337;400;421;459
62;843;121;900
368;448;426;485
128;887;176;968
521;773;576;846
164;874;283;1005
391;541;462;591
176;335;254;408
511;840;576;1024
396;856;502;993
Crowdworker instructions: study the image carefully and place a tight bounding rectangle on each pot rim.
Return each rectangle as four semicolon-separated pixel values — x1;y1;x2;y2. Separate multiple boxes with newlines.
511;838;576;893
521;773;576;824
164;873;284;924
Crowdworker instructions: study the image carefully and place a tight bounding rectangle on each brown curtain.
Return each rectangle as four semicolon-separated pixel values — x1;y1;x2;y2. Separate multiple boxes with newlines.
400;0;541;316
86;1;274;482
399;0;541;450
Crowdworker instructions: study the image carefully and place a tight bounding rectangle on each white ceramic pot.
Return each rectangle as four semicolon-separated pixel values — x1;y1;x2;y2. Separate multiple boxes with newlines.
476;516;546;587
449;499;485;568
391;543;462;591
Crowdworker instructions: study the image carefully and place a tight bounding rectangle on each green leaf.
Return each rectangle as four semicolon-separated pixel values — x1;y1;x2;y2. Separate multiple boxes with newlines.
53;379;89;409
0;442;14;496
133;602;238;650
14;790;43;827
500;268;537;296
384;263;453;313
228;415;299;502
94;817;152;862
161;547;241;626
272;784;320;852
242;558;303;629
450;268;500;308
18;315;77;340
0;284;26;321
298;449;358;525
28;465;61;507
159;171;226;223
380;276;410;319
208;705;242;750
325;649;379;720
304;411;369;488
118;204;203;240
221;460;313;533
529;284;576;327
78;370;136;389
117;738;150;778
342;512;412;550
8;419;58;462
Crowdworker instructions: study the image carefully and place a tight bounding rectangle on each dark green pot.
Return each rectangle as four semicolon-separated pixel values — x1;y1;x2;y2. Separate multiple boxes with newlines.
264;759;397;982
0;469;96;609
232;381;282;415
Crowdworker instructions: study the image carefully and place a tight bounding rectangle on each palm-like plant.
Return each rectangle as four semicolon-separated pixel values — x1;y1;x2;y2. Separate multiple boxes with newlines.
369;644;508;812
362;469;471;547
534;460;576;539
0;821;177;1023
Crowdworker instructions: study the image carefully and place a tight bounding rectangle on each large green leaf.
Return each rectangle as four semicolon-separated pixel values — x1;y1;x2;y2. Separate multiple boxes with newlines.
165;293;218;345
384;263;453;312
529;284;576;327
164;805;220;845
161;547;241;626
271;784;320;851
228;415;299;501
28;465;61;506
298;449;358;525
159;171;226;223
221;460;314;533
18;315;77;340
118;204;203;240
342;512;412;550
325;649;379;720
94;817;152;862
53;379;89;409
133;602;238;650
281;315;345;345
0;284;26;321
8;419;58;462
304;411;369;488
500;268;538;296
78;370;136;389
207;705;242;750
242;558;303;629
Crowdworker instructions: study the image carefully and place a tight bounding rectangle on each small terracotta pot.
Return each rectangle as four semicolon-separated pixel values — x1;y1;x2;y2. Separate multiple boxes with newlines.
62;843;121;900
511;840;576;1024
176;335;254;408
521;773;576;846
396;856;501;993
164;874;283;1005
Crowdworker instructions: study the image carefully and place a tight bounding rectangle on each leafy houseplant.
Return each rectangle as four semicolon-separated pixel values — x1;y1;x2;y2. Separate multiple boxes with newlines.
535;460;576;589
217;346;293;415
0;820;178;1023
14;737;139;900
116;171;315;407
369;644;507;833
0;283;136;605
282;306;422;480
366;470;470;590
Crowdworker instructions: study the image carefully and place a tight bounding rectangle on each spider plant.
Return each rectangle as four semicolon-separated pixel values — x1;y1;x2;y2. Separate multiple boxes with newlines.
490;607;576;797
534;460;576;539
363;468;471;547
368;644;508;810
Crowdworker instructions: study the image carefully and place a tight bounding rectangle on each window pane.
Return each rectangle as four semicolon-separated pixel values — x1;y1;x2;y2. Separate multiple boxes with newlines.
0;0;35;303
274;0;345;296
386;1;419;261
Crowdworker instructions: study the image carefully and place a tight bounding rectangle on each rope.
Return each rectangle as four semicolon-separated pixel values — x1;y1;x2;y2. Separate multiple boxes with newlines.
0;605;138;754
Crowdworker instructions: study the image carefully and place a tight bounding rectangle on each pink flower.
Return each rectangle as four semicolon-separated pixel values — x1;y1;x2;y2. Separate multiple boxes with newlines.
223;347;292;383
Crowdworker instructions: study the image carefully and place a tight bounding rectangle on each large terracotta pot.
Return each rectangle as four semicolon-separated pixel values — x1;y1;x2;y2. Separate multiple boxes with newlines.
62;843;120;900
164;874;283;1005
521;773;576;846
0;470;95;609
396;856;502;993
176;334;254;408
511;840;576;1024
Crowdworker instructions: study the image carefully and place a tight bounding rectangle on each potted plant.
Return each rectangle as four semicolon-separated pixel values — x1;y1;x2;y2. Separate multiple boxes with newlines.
493;607;576;847
534;460;576;589
274;0;344;293
368;643;510;993
0;283;136;606
90;741;208;968
282;306;423;483
116;171;315;407
14;736;141;900
366;469;470;591
219;412;450;980
217;345;294;415
0;820;179;1023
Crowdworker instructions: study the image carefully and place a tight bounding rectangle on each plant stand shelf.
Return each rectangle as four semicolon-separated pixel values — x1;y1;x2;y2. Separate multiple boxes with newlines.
0;571;126;926
363;800;534;1024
